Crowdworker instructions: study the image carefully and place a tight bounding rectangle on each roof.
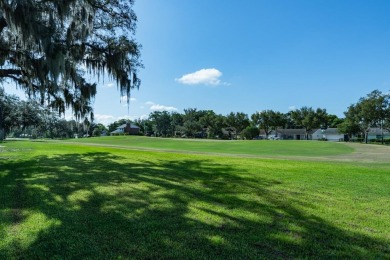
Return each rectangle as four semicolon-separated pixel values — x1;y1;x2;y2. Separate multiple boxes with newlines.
313;128;342;135
117;123;140;129
276;129;315;135
259;130;275;135
258;129;319;135
368;128;390;134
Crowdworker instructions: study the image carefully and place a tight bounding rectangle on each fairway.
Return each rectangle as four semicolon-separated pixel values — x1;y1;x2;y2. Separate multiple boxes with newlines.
1;140;389;259
62;136;354;158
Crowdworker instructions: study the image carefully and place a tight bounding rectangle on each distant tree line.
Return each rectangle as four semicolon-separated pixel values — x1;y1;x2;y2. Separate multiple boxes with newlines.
2;89;389;143
126;107;342;141
127;90;389;143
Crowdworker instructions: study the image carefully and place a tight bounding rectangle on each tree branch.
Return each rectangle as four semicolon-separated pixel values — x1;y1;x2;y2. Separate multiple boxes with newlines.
0;69;23;77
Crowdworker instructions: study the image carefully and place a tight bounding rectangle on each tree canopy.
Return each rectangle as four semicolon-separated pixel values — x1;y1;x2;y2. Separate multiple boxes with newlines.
290;107;328;140
251;110;286;138
341;90;390;143
0;0;142;120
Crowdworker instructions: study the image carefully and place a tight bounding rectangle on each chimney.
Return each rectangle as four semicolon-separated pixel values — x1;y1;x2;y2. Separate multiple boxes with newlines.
126;120;131;133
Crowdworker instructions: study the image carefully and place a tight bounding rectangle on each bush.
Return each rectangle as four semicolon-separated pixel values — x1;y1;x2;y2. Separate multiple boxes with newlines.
350;138;364;143
242;126;260;140
368;138;390;144
92;128;101;137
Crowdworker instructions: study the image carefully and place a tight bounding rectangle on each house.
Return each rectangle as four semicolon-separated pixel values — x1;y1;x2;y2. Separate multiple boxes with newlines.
111;122;140;135
258;129;315;140
275;129;314;140
365;128;390;141
312;128;346;142
310;127;390;142
255;127;389;142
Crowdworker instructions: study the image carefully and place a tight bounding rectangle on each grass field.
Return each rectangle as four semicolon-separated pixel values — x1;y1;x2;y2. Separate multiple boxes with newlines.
62;135;354;157
1;139;389;259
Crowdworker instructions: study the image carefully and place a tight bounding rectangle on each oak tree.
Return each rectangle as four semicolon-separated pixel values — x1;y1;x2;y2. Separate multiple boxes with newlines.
0;0;142;121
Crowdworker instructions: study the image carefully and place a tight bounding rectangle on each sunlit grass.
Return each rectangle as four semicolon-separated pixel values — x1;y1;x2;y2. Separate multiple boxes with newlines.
62;135;354;157
0;141;389;258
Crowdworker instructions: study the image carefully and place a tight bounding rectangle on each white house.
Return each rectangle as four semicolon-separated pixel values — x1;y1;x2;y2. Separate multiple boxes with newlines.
110;122;140;135
312;128;345;142
365;128;390;140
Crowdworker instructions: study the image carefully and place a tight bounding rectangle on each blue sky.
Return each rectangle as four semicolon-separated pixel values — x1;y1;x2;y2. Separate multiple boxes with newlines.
4;0;390;125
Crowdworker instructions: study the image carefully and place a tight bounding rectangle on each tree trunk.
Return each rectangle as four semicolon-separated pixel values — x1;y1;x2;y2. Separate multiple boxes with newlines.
0;105;3;140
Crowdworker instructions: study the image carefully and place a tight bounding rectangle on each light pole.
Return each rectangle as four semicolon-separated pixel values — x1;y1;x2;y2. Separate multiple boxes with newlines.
381;119;384;145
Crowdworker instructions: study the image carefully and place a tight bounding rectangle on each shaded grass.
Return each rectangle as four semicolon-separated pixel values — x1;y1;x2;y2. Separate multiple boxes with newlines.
62;135;354;157
0;141;389;259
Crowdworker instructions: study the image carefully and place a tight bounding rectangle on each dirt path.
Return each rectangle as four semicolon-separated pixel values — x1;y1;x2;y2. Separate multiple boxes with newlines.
54;141;390;164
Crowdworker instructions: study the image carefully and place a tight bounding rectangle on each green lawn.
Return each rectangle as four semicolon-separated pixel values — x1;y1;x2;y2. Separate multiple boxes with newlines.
0;140;389;259
62;135;354;157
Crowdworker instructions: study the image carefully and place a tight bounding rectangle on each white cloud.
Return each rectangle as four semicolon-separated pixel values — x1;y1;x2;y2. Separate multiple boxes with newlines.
176;68;224;85
117;115;133;121
150;104;178;111
94;114;116;125
120;96;137;102
104;83;115;88
288;106;296;111
146;101;178;112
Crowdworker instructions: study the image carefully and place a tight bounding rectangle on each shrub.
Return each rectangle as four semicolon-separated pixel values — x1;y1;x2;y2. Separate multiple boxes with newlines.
242;126;260;140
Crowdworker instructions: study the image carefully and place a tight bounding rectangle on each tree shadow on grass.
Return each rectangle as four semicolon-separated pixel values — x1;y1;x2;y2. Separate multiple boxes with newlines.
0;152;389;259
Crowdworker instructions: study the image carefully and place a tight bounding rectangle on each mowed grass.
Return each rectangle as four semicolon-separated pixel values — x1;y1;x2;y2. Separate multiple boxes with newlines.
63;135;354;157
0;141;389;259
